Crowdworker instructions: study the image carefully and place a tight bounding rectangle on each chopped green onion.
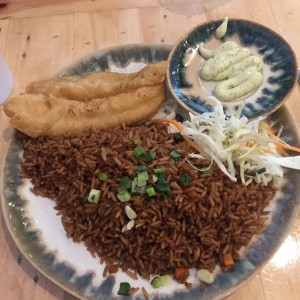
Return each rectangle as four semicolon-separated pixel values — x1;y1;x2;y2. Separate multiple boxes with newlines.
125;205;137;220
169;262;177;269
131;178;148;194
136;186;148;194
162;189;171;198
117;189;131;202
122;220;135;233
117;282;131;296
156;173;168;188
133;138;140;145
159;275;172;286
180;173;191;186
133;184;148;194
136;165;147;172
88;189;101;203
154;168;163;174
131;177;138;193
155;173;171;197
256;167;267;174
152;174;158;182
120;176;132;190
146;122;154;127
133;146;146;158
173;132;184;143
169;150;181;159
145;151;155;162
151;275;172;288
99;172;108;181
137;171;149;186
151;277;161;289
146;187;156;197
199;166;212;174
196;269;214;284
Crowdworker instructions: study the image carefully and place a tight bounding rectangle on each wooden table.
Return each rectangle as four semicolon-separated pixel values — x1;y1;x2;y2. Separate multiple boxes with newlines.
1;1;300;299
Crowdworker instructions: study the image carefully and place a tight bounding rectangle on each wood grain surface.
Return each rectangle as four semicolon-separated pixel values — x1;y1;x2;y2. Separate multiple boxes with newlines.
0;1;300;299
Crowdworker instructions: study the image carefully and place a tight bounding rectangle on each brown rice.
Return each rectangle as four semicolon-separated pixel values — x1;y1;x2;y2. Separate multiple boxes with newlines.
20;122;277;279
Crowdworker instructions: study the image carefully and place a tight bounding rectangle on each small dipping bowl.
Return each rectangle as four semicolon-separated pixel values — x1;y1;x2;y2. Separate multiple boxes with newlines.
167;18;297;119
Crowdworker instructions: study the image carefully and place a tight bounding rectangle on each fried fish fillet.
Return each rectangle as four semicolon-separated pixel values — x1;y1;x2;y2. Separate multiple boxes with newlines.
25;61;167;101
4;62;167;137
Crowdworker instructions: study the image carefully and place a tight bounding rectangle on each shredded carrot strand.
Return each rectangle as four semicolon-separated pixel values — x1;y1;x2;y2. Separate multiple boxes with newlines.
268;129;280;141
152;118;208;156
268;128;300;154
278;143;300;153
182;135;208;157
275;143;289;157
152;118;183;132
269;126;278;134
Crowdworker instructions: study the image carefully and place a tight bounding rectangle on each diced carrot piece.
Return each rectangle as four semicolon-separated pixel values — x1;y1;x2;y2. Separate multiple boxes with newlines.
174;267;189;283
275;143;289;157
223;253;234;267
277;142;300;153
269;128;300;154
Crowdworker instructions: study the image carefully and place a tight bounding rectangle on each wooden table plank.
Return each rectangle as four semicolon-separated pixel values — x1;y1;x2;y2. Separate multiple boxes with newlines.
269;0;300;62
0;0;159;18
0;19;9;53
4;15;74;91
0;14;78;299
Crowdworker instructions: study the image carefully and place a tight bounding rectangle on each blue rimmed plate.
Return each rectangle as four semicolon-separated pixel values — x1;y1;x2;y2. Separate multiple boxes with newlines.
167;18;297;119
1;44;300;300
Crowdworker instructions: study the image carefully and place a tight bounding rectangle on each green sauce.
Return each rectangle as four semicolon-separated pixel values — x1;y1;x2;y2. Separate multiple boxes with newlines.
199;41;263;102
215;16;228;39
182;17;264;102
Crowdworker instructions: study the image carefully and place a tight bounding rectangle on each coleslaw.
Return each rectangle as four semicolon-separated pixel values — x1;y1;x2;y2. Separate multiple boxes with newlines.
160;99;300;186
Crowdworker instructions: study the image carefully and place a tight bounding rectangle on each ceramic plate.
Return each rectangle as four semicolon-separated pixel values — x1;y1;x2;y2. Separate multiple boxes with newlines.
1;44;300;300
167;19;297;119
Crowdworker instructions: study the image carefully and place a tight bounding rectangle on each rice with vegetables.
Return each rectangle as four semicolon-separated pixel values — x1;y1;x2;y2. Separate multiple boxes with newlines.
20;121;277;284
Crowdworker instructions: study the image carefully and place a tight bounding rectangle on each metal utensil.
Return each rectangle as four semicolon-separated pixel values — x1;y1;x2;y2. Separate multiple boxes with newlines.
0;55;13;105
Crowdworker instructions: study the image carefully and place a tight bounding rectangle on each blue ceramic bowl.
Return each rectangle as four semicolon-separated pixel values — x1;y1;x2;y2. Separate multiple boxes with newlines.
167;18;297;119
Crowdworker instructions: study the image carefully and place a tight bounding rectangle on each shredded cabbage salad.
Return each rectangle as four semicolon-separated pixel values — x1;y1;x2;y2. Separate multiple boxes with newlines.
167;100;297;186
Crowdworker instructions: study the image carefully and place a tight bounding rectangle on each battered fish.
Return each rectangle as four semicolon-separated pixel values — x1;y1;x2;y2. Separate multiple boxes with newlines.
25;61;167;101
4;62;167;137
